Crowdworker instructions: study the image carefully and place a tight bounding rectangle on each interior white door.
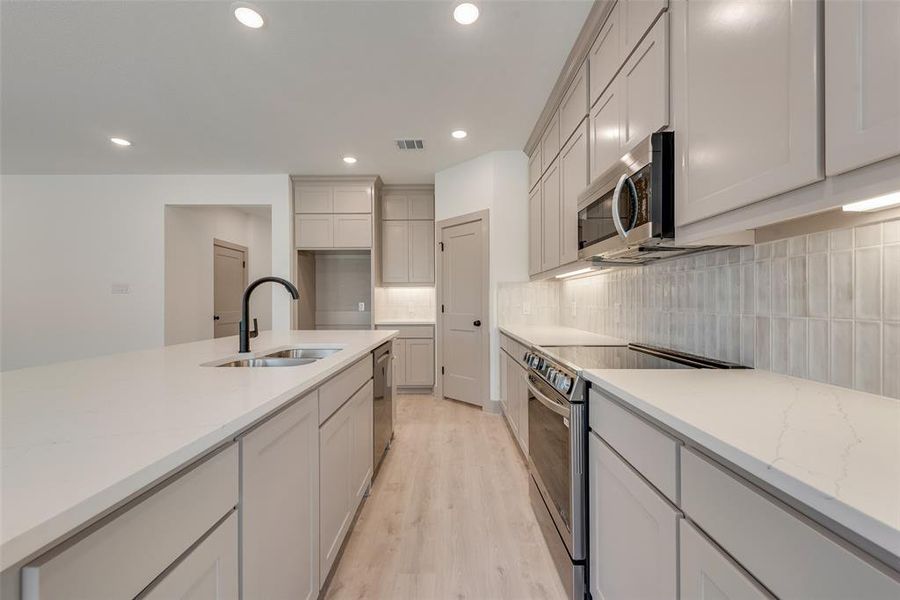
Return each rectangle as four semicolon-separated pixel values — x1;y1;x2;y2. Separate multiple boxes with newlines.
825;0;900;175
440;219;485;406
213;243;246;338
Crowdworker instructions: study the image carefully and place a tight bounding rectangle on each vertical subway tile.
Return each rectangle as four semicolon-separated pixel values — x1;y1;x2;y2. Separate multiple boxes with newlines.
789;235;807;256
808;319;829;383
854;223;882;248
772;258;789;316
755;317;771;370
771;317;789;374
830;251;853;318
755;242;772;261
773;240;789;258
884;323;900;400
830;320;854;389
789;318;808;378
830;228;853;251
727;248;742;264
741;246;755;263
717;315;729;360
884;219;900;244
740;315;755;367
726;265;740;315
854;321;882;395
854;247;881;320
726;316;740;363
741;263;755;315
756;261;771;315
808;253;828;318
884;244;900;321
808;231;829;253
789;256;808;316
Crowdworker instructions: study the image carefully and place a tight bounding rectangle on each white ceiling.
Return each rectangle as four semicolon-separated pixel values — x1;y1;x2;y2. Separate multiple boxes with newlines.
1;0;592;183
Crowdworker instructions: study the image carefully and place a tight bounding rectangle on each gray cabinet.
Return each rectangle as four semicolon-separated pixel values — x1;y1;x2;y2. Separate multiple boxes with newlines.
559;63;589;146
380;220;434;285
680;520;773;600
541;157;561;271
377;325;434;389
408;221;435;283
528;186;542;276
295;214;334;249
560;119;588;265
589;1;621;106
540;111;561;174
292;177;377;249
500;338;528;454
241;392;319;600
318;392;354;583
333;214;372;248
383;191;433;220
589;81;621;185
528;145;542;192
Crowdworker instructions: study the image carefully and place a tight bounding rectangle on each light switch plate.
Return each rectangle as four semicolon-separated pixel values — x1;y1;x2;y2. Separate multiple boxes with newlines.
358;302;366;312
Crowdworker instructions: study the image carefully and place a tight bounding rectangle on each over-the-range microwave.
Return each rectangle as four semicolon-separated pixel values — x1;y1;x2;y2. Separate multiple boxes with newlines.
577;132;721;265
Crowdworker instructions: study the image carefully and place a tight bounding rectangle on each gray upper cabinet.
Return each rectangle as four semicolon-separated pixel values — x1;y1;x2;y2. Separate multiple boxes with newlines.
589;1;621;107
528;145;542;191
333;185;371;213
619;13;668;154
621;0;667;62
560;119;589;266
560;63;590;146
825;0;900;176
293;177;378;249
528;185;542;276
540;112;561;174
671;0;822;226
590;81;621;185
541;157;562;271
295;186;334;214
379;186;434;285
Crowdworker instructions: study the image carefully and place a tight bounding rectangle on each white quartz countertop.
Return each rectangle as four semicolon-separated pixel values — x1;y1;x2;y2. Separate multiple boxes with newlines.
583;368;900;563
0;329;395;570
499;325;626;348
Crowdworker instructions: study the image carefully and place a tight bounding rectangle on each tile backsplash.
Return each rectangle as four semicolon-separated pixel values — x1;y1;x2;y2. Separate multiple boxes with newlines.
373;287;436;322
499;218;900;399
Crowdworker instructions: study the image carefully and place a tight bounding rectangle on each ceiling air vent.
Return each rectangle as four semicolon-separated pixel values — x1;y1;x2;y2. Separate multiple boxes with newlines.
395;139;425;151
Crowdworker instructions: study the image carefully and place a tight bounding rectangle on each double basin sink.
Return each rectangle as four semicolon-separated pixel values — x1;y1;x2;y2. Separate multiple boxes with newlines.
217;347;341;368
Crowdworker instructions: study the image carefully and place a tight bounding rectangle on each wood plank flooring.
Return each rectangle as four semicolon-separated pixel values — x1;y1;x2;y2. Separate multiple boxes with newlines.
325;394;567;600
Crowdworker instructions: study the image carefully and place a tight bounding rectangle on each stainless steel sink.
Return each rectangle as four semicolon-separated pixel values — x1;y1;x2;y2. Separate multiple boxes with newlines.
217;357;317;368
260;348;342;360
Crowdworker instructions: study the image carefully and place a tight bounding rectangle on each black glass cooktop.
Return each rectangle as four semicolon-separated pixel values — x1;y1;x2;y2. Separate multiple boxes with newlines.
540;344;745;373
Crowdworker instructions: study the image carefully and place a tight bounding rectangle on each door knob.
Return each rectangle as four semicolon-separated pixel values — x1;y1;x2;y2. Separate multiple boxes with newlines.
213;315;220;321
473;320;481;327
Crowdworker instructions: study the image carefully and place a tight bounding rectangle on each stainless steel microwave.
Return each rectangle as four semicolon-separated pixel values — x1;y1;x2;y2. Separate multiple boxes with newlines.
577;132;678;265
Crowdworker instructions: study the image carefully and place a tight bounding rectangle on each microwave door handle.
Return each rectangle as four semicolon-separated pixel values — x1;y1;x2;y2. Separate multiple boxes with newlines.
611;173;637;243
527;381;570;418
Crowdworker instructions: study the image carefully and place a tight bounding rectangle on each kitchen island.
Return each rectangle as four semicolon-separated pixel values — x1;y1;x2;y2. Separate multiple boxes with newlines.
1;329;395;599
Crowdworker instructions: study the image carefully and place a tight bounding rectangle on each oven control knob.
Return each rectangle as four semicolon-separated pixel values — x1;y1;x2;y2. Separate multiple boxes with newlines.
558;376;571;393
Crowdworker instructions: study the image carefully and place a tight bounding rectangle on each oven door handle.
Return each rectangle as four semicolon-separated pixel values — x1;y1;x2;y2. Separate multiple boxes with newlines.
527;381;570;418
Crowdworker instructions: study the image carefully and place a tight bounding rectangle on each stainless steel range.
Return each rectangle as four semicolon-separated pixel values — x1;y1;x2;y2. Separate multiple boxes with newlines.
523;343;746;599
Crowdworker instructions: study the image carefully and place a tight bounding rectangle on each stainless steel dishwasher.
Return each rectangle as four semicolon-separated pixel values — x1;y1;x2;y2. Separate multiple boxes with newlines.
372;341;393;479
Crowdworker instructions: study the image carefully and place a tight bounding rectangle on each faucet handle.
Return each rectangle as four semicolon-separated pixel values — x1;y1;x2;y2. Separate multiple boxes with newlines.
250;318;259;339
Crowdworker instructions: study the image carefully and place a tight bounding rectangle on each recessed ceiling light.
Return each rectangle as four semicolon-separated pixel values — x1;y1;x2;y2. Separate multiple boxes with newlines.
451;130;468;139
233;3;264;28
343;156;357;164
453;3;479;25
109;137;131;147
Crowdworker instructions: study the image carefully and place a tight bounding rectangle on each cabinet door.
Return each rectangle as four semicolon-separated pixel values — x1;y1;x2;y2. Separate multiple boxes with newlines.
680;520;773;600
528;186;542;276
295;214;334;248
499;351;509;414
621;0;667;61
295;186;333;213
590;81;622;184
528;146;542;192
382;194;409;220
405;338;434;386
620;13;668;153
349;381;374;502
333;186;371;213
541;112;561;173
408;220;435;283
589;1;621;105
242;393;319;600
393;338;408;387
505;355;519;437
560;63;589;146
333;214;372;248
514;365;528;452
672;0;822;226
560;119;588;265
589;433;679;600
319;402;353;582
142;512;239;600
382;220;410;283
541;157;562;271
408;193;435;220
825;0;900;175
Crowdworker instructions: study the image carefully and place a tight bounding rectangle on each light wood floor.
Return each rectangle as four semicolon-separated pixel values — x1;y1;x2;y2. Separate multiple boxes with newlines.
325;394;567;600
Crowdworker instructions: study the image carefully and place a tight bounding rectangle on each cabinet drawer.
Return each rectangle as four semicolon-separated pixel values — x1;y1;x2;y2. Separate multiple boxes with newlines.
681;448;900;599
589;389;679;503
22;444;238;600
377;324;433;339
333;186;371;213
333;214;372;248
294;185;333;213
295;214;334;248
319;355;373;424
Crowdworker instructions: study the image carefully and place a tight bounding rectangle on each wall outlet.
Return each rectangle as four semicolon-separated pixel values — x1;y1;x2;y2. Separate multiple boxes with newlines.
111;283;130;295
358;302;366;312
523;302;531;315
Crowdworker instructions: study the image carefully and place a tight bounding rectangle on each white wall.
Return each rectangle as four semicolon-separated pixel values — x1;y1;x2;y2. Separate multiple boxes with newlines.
435;150;529;405
164;205;272;345
1;175;292;370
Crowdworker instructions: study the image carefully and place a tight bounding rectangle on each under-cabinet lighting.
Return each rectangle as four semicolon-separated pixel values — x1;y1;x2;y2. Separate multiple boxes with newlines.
842;191;900;213
555;267;594;279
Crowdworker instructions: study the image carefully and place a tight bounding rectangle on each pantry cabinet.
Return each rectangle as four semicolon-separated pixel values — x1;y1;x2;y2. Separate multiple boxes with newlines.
825;0;900;176
541;158;562;271
379;187;434;285
671;0;822;226
242;393;319;600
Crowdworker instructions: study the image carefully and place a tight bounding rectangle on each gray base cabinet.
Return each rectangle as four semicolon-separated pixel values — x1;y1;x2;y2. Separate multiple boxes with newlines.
241;392;319;600
376;325;434;389
680;520;773;600
499;334;528;454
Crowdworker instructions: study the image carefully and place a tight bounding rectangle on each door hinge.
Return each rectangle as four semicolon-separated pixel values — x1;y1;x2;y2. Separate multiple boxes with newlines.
242;261;246;268
439;241;444;252
441;366;445;375
441;304;444;313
